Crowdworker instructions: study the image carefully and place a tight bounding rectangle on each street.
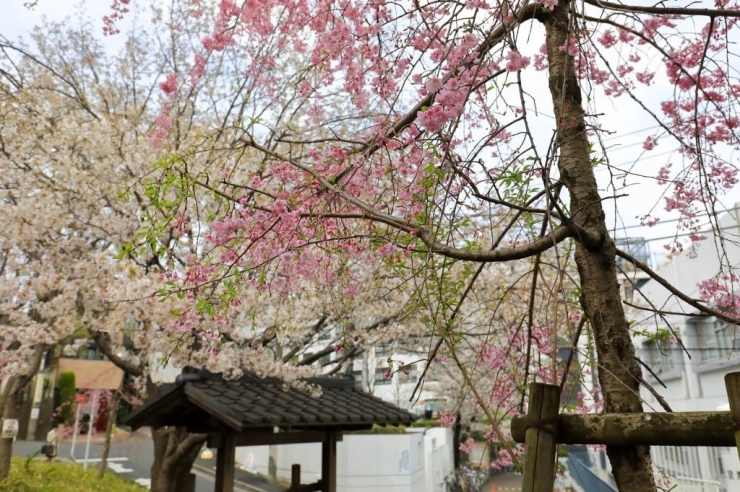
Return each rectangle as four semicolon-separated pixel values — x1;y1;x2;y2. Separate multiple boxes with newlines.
12;436;248;492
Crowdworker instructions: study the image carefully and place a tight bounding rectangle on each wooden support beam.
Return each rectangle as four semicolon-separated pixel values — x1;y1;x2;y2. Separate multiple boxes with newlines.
725;372;740;459
290;464;301;492
321;430;337;492
522;383;560;492
214;433;236;492
511;411;738;447
208;430;338;448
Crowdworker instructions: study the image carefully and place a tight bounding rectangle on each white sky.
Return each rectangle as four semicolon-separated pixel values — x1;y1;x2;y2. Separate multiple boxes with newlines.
1;1;116;39
3;1;739;268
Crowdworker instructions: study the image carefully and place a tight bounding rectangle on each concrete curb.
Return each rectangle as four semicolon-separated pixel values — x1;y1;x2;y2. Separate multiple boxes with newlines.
191;463;270;492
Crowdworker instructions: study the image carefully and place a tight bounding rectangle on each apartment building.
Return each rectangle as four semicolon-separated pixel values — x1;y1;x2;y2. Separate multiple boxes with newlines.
631;205;740;492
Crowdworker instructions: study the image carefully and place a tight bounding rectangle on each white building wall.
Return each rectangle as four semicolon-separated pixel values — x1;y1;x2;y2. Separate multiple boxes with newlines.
632;206;740;492
408;427;454;492
234;428;454;492
353;347;443;416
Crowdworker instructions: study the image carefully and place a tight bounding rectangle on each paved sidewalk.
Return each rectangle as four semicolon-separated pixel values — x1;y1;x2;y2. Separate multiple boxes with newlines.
193;452;285;492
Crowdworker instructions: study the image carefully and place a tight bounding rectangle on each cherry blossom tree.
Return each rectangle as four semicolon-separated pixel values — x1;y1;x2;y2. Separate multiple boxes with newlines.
112;0;740;490
0;5;257;483
0;4;435;488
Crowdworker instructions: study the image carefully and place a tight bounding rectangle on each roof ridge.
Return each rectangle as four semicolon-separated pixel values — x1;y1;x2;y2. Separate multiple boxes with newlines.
196;369;355;390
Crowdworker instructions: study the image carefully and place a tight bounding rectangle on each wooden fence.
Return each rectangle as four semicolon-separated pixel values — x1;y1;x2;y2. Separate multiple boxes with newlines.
508;372;740;491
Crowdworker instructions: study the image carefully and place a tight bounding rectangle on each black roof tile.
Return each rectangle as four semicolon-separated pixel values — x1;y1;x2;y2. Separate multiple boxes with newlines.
127;370;416;433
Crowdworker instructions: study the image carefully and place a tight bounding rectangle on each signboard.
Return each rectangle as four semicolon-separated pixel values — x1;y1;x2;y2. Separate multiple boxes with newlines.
30;407;40;420
2;419;18;439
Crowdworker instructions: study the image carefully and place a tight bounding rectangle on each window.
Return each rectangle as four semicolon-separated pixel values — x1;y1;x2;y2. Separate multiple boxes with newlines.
695;320;738;362
557;346;581;406
375;368;392;385
318;353;332;366
642;339;674;375
398;364;418;383
352;370;364;390
299;351;333;366
76;343;103;361
470;444;486;463
375;343;392;358
728;470;734;480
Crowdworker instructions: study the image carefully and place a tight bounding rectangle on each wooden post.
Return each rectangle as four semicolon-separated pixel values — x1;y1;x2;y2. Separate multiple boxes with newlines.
724;372;740;460
321;430;337;492
214;433;236;492
290;464;301;492
522;383;560;492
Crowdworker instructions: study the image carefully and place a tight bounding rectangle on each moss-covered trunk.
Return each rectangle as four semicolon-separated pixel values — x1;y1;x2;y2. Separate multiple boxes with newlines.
541;2;655;491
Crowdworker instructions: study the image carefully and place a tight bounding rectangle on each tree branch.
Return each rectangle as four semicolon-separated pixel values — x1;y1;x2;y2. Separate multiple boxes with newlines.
91;330;144;377
282;315;329;363
296;342;340;367
586;0;740;17
326;347;361;375
615;248;740;325
415;224;573;261
171;432;207;464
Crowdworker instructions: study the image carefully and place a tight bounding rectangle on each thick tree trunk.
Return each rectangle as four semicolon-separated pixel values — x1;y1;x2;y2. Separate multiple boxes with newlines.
95;348;205;490
0;381;24;480
542;2;655;491
150;425;206;492
0;347;47;480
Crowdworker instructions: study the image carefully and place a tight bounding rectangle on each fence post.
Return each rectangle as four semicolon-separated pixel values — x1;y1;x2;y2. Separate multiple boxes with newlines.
290;464;301;492
724;373;740;460
522;383;560;492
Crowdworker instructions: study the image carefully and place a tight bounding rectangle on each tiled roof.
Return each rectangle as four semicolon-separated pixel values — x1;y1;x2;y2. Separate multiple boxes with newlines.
126;371;416;432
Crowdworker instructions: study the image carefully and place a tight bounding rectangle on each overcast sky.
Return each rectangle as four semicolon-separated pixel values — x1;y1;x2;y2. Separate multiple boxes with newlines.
1;1;118;40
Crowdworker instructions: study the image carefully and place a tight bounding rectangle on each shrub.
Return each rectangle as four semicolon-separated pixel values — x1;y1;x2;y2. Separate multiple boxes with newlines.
0;457;142;491
57;372;76;425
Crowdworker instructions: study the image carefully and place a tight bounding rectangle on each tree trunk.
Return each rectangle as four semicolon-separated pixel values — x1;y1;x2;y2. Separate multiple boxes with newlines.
150;427;167;491
268;445;278;483
150;425;206;492
0;379;24;479
0;347;47;480
98;391;120;479
542;2;654;491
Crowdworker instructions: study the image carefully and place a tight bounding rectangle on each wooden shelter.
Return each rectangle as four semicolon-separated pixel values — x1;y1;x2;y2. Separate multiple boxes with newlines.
126;371;417;492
